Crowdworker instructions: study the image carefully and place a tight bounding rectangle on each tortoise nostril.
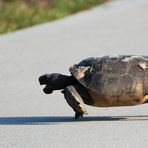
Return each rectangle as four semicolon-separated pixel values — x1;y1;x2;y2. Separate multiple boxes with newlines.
39;75;47;85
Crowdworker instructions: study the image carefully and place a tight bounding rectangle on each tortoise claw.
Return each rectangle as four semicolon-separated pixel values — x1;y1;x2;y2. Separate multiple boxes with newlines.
75;112;83;119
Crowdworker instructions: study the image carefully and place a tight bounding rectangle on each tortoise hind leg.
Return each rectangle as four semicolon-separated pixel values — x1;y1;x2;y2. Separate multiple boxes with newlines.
141;95;148;104
61;86;88;119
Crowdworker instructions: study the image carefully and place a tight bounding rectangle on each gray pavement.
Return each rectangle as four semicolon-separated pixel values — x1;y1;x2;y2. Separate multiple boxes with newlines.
0;0;148;147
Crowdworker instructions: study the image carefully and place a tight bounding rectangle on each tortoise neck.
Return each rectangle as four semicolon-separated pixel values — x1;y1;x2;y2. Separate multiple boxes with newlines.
66;76;78;86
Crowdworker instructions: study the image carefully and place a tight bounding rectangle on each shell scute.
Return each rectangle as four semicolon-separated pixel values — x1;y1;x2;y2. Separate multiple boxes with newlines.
88;72;103;92
127;58;146;77
118;75;135;95
102;59;128;76
103;76;120;96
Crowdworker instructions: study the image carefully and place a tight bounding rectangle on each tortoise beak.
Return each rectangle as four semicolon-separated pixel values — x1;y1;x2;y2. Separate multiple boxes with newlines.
43;85;53;94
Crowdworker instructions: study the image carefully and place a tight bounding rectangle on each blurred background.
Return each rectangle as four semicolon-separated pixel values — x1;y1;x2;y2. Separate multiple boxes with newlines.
0;0;107;34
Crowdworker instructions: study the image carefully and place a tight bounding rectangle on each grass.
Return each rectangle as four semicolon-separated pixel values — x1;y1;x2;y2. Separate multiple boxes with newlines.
0;0;107;34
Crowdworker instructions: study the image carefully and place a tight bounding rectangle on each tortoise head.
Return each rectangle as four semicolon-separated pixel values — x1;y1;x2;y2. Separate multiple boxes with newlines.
39;73;71;94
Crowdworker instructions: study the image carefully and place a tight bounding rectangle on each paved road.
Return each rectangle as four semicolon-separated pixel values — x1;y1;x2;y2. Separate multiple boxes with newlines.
0;0;148;147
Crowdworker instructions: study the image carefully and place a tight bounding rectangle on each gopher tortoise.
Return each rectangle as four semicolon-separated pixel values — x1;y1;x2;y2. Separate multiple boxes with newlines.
39;55;148;119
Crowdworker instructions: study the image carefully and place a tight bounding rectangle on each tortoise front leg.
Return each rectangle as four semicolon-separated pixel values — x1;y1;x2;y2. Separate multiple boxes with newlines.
61;85;88;119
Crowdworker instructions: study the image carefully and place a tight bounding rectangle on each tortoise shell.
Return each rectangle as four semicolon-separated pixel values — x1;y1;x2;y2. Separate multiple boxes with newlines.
70;55;148;107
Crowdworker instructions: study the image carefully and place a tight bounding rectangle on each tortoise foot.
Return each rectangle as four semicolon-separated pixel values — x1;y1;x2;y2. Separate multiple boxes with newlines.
75;112;83;119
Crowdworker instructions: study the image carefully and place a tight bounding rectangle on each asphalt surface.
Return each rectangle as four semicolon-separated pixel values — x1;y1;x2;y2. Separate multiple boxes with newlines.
0;0;148;147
